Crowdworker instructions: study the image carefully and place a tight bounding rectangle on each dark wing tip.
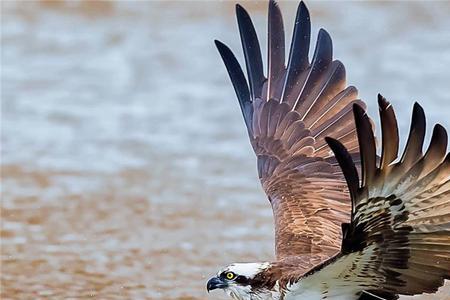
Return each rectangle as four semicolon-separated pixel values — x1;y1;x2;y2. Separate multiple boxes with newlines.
214;39;225;49
267;0;285;100
269;0;282;22
236;3;251;20
235;3;250;23
412;102;426;127
214;36;252;131
353;102;366;117
325;137;345;158
325;136;342;150
433;123;447;139
353;102;377;186
282;0;311;99
399;101;427;165
413;102;425;118
214;39;239;68
317;28;332;48
298;1;310;23
325;137;360;203
318;27;330;36
433;123;447;136
378;94;399;168
428;123;448;151
310;28;333;69
299;1;308;12
235;1;265;100
377;93;390;110
214;39;234;64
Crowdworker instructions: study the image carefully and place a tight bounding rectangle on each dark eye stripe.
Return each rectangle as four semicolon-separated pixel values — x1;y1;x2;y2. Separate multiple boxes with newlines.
219;272;249;284
235;275;249;285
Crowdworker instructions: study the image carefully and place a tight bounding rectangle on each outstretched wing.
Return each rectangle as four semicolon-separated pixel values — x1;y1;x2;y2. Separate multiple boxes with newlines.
321;96;450;299
215;0;365;260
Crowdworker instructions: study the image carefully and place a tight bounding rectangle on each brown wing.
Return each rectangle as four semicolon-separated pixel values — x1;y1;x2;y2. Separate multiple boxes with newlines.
324;96;449;298
215;0;365;260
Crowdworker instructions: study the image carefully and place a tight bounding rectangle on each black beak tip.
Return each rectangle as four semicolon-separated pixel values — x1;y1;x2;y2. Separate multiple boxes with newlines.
207;277;226;292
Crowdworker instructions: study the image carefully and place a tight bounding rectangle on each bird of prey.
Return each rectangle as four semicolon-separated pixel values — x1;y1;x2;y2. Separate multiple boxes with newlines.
207;1;450;300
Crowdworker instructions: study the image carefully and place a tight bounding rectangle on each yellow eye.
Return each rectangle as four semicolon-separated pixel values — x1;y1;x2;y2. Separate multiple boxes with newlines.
226;272;235;280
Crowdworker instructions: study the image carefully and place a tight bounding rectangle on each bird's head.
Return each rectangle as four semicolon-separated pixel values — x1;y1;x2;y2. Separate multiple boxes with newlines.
207;262;272;300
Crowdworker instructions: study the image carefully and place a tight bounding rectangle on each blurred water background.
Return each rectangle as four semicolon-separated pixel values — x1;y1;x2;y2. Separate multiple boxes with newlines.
1;1;450;299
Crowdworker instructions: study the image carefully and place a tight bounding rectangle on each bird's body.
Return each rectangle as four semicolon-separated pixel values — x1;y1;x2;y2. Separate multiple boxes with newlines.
214;258;390;300
208;1;450;299
286;275;359;300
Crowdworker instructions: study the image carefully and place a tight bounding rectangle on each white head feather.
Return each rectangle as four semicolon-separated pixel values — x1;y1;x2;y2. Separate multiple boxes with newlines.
219;262;271;278
214;262;273;300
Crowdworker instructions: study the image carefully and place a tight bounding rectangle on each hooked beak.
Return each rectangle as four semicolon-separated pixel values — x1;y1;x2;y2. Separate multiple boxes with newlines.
207;276;228;292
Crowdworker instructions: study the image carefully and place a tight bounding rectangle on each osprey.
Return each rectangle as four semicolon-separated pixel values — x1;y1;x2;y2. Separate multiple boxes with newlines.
208;1;450;300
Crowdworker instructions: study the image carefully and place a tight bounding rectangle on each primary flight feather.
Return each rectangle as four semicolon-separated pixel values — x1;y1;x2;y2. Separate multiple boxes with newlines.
215;0;363;263
208;1;450;300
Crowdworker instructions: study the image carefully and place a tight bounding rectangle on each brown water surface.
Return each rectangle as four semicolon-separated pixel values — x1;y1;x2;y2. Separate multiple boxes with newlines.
1;1;450;299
